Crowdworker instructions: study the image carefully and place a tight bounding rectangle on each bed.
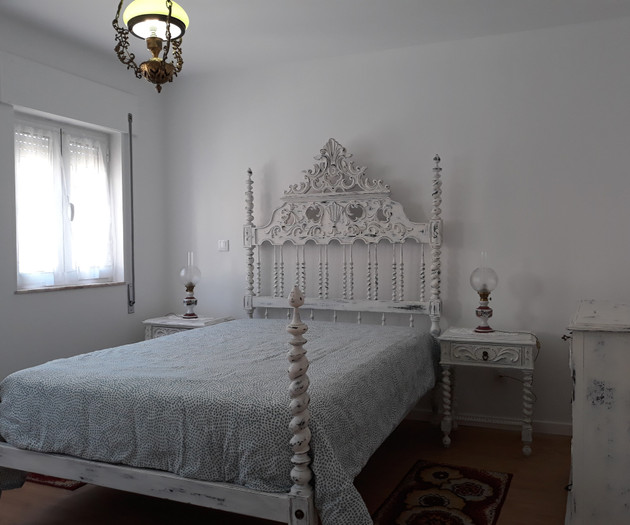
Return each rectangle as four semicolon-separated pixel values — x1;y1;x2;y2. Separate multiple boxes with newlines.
0;138;444;525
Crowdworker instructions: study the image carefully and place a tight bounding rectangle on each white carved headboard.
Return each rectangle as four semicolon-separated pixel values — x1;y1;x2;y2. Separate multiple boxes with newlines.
244;138;443;335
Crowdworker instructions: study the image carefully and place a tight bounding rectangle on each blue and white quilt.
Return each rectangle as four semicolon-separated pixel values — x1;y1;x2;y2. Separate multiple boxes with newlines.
0;318;438;524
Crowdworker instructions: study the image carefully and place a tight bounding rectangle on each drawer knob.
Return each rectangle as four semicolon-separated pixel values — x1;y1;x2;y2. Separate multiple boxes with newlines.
482;350;489;361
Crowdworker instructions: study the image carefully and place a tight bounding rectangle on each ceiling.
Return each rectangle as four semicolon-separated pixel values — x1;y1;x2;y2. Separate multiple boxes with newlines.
1;0;630;74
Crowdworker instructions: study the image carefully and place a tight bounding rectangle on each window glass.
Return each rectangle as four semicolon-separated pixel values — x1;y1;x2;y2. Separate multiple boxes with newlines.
15;115;120;290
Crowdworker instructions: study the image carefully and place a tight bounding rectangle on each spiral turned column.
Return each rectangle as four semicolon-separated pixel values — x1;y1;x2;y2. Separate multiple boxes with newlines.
287;286;313;497
522;370;534;456
244;168;255;318
441;364;453;447
429;154;443;337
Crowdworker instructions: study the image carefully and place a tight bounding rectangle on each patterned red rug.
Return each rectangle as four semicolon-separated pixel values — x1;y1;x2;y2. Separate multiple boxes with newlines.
373;460;512;525
26;473;85;490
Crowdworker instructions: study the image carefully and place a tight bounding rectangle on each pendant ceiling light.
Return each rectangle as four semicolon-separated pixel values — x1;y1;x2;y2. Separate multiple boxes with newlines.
113;0;189;92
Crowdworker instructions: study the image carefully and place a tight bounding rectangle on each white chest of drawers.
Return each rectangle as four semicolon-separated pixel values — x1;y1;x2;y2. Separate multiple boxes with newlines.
566;300;630;525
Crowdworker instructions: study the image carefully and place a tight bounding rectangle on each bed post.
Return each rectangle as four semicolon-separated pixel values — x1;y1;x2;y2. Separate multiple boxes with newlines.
429;155;443;337
286;286;316;524
244;168;255;318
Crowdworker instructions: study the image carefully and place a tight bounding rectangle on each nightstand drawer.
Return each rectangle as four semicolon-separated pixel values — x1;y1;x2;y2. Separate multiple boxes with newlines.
449;343;523;366
148;326;188;339
143;315;234;340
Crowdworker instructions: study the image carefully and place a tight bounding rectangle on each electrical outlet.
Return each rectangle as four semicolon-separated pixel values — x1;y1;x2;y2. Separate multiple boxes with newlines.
218;239;229;252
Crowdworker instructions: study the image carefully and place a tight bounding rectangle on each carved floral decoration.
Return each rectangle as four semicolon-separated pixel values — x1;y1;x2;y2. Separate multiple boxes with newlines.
256;139;427;245
258;197;426;245
285;138;389;196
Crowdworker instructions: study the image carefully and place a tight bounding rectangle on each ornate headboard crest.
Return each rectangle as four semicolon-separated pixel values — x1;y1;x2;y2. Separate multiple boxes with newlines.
253;138;430;246
284;138;389;199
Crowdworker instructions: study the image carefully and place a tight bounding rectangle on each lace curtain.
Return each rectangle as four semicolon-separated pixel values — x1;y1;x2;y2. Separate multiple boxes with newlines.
15;121;113;289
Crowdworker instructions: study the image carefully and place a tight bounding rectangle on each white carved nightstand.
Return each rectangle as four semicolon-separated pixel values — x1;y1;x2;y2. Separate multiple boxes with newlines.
142;315;234;340
438;327;538;456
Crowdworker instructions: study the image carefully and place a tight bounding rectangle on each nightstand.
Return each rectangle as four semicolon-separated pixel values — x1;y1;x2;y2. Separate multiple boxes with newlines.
438;327;538;456
143;315;234;340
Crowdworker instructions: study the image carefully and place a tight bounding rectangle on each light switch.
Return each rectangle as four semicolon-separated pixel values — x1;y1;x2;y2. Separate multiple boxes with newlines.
218;239;229;252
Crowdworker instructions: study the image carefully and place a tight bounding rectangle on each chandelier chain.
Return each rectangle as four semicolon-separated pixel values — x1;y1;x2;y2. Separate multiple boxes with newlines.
172;40;184;73
163;0;173;64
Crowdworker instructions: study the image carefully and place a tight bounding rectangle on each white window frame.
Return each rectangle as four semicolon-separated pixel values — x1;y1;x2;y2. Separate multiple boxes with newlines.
14;112;124;291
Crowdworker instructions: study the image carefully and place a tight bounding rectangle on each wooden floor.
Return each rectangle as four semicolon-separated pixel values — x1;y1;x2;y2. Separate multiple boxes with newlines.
0;420;570;524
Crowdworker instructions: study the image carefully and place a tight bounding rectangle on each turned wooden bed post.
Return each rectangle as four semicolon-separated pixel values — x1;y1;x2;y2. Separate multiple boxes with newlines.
244;168;255;318
286;286;316;524
429;154;443;337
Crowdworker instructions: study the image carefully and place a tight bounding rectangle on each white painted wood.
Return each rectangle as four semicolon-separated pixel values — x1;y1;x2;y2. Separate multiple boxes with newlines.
391;246;398;302
440;363;453;448
244;168;255;318
256;246;262;297
0;443;292;523
419;246;426;302
299;245;306;293
565;300;630;525
286;287;313;499
438;327;538;455
322;245;329;299
399;244;404;301
273;246;280;297
569;299;630;332
243;139;443;332
429;155;443;337
366;244;373;301
142;315;234;340
252;295;429;315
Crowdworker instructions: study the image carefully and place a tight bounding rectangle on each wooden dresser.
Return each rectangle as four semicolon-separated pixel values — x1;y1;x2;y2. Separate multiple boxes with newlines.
566;300;630;524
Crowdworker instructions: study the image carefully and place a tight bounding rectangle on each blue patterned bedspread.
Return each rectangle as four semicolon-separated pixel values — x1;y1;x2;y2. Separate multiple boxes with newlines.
0;319;438;524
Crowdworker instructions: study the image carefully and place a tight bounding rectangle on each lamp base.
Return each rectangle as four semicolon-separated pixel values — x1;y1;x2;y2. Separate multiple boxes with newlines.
140;58;175;93
183;291;198;319
474;303;494;333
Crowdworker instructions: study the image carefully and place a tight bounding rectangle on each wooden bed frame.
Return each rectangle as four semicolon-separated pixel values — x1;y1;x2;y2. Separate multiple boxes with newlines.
0;138;443;525
244;138;443;335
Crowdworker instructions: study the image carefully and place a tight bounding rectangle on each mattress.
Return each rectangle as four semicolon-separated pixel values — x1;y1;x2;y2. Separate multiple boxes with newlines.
0;318;438;524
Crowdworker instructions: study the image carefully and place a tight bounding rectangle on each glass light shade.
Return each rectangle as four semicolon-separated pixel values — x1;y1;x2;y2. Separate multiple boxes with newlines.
179;264;201;287
123;0;189;40
179;251;200;286
470;266;498;294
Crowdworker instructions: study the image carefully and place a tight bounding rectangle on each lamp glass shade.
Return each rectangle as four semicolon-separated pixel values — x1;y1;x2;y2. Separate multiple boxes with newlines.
470;266;498;294
123;0;189;40
179;251;201;287
179;265;201;287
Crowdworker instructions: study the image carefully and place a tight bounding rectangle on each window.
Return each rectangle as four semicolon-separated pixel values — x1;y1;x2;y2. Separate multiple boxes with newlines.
14;115;122;290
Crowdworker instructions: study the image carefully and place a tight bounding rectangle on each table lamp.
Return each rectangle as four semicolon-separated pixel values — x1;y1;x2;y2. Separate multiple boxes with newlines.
179;251;201;318
470;255;498;333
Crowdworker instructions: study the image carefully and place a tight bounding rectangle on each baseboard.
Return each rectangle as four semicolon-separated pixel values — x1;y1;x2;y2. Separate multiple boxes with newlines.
408;407;572;436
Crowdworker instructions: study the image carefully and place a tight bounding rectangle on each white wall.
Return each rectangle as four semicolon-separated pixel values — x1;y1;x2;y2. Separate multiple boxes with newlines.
163;17;630;431
0;18;171;377
1;10;628;432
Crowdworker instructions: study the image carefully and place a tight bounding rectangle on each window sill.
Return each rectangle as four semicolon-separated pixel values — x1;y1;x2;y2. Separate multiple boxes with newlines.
15;281;127;295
